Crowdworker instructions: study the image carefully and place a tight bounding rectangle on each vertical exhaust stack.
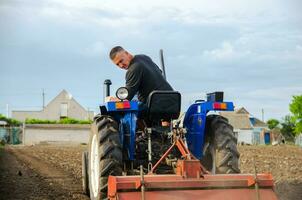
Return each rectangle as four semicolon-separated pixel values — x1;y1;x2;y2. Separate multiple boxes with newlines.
103;79;112;102
159;49;167;80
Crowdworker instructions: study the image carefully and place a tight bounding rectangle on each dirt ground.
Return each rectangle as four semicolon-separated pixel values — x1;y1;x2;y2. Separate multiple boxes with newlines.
238;145;302;200
0;145;89;200
0;144;301;200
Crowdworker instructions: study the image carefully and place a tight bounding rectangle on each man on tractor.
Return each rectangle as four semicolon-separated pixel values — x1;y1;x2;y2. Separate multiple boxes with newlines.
81;43;280;200
109;46;174;104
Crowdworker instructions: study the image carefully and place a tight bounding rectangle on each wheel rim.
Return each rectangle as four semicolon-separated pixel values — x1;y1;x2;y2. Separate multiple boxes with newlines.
90;134;99;198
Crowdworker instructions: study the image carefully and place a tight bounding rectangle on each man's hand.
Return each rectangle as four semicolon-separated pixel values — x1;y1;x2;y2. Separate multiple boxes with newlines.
104;96;120;102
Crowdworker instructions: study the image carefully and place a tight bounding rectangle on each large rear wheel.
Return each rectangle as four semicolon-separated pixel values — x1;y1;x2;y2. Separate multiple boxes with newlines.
202;115;240;174
88;115;123;200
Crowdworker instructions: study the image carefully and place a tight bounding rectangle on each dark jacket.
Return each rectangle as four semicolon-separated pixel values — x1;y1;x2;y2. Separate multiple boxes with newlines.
125;54;173;103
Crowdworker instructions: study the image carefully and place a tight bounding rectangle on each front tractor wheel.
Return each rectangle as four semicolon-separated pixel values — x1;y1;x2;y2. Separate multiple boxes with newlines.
203;115;240;174
88;115;123;200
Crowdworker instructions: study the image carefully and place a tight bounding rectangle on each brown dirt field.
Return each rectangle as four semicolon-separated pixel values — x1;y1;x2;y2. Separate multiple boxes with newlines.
238;145;302;200
0;144;301;200
0;145;89;200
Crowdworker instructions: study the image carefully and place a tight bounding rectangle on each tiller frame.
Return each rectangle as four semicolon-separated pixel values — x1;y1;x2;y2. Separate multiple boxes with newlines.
108;132;278;200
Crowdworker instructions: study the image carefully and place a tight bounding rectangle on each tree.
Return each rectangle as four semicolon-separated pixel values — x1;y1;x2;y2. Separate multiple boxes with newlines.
280;115;296;142
266;119;280;130
289;95;302;135
0;114;21;126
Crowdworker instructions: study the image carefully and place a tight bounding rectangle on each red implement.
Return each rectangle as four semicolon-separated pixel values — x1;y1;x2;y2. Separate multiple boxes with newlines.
108;136;278;200
108;173;278;200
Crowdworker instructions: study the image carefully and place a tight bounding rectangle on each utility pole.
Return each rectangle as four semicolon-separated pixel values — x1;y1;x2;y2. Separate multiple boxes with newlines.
262;108;264;122
42;89;45;109
6;104;9;118
87;107;90;120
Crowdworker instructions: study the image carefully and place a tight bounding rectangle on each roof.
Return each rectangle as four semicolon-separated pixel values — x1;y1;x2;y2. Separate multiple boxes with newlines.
12;89;93;114
235;107;250;114
49;90;89;113
220;112;252;129
252;117;267;127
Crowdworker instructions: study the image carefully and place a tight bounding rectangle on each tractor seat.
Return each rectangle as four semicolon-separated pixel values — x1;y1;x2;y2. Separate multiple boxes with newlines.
146;90;181;122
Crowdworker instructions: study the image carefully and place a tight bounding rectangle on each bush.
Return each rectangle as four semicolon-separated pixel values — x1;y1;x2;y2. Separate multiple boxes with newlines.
0;140;6;146
25;118;57;124
0;114;21;126
25;117;92;124
59;118;79;124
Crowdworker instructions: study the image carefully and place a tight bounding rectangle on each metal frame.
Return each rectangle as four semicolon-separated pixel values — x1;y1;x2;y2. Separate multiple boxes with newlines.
119;112;137;160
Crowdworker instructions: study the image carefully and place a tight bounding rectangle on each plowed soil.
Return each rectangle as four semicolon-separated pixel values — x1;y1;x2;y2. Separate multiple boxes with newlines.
238;145;302;200
0;144;301;200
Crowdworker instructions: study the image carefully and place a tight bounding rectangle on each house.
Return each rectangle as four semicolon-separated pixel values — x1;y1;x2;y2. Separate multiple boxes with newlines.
12;90;94;122
220;110;253;144
250;116;270;144
220;107;268;144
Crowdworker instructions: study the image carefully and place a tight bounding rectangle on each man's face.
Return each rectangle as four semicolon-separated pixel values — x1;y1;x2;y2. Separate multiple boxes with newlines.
112;50;132;70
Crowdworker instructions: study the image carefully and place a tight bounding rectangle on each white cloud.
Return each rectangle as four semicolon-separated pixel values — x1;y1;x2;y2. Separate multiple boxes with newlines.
203;42;234;59
79;41;107;57
296;45;302;51
202;41;250;60
3;0;296;29
1;0;301;121
244;86;302;101
224;86;302;120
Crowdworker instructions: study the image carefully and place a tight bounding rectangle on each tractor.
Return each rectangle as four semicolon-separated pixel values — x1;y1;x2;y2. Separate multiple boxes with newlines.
82;51;278;200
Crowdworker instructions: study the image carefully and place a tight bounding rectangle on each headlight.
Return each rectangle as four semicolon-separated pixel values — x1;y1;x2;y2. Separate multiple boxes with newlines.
116;87;129;100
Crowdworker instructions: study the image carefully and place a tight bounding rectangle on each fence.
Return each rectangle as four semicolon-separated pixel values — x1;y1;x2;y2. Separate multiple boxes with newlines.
1;124;91;145
0;126;22;144
22;124;90;145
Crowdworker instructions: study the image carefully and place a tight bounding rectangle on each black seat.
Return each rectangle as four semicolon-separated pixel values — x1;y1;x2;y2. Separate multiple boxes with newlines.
146;90;181;121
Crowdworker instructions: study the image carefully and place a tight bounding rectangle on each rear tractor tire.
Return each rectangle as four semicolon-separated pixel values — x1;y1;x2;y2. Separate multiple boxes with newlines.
203;115;240;174
88;115;123;200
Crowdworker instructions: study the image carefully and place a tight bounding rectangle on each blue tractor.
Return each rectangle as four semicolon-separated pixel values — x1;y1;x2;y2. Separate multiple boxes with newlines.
82;52;240;200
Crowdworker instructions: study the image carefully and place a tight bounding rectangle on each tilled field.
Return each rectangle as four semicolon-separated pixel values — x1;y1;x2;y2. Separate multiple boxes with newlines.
238;145;302;200
1;144;301;200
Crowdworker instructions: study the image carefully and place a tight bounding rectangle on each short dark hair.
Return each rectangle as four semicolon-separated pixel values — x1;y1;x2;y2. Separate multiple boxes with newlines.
109;46;124;60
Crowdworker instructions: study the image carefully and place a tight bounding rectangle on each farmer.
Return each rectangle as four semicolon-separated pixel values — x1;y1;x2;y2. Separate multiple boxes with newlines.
109;46;173;104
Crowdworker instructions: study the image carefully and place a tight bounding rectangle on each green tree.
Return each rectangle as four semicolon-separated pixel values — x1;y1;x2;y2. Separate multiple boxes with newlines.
280;115;296;142
0;114;21;126
289;95;302;134
266;119;280;130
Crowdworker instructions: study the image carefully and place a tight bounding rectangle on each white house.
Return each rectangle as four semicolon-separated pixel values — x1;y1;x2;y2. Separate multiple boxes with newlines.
220;110;253;144
12;90;94;121
220;107;268;144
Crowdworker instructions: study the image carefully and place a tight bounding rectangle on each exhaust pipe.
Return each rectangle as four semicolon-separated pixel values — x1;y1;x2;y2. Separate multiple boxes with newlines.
103;79;112;102
159;49;166;80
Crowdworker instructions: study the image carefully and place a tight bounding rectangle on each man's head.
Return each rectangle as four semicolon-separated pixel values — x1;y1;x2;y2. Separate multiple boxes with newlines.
109;46;133;70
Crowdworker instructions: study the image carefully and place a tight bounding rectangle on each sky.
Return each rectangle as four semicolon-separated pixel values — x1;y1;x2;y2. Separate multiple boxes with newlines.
0;0;302;121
